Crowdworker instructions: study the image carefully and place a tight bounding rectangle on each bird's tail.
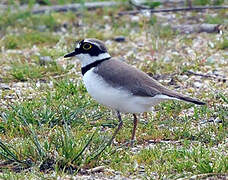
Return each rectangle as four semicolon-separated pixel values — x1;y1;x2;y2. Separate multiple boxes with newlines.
177;95;206;105
163;89;206;105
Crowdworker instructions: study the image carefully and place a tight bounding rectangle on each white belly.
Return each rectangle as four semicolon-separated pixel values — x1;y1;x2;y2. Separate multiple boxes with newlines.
83;68;175;113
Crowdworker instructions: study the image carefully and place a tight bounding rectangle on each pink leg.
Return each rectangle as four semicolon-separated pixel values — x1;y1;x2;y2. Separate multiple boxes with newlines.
131;114;138;146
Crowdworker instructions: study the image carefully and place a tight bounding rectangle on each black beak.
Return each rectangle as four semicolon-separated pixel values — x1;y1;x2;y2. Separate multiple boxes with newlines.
64;51;78;58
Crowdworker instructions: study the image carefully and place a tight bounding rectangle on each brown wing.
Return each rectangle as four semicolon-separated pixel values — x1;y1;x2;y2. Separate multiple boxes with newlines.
94;59;205;105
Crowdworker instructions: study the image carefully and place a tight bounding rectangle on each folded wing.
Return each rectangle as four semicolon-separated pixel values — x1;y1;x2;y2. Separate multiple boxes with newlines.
95;59;205;105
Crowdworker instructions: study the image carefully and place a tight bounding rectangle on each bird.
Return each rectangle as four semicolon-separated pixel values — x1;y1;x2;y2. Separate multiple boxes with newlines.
64;38;205;146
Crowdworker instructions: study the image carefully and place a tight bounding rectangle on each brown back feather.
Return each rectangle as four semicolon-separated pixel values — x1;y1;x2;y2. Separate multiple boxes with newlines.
94;59;205;105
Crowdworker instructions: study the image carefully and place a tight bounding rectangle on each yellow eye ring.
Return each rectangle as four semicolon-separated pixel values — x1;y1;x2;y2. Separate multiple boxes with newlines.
83;43;92;50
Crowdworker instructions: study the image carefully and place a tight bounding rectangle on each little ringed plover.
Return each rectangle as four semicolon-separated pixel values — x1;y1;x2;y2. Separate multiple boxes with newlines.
64;38;205;146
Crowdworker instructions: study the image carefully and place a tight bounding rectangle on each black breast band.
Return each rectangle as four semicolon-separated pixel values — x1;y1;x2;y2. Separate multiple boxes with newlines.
81;57;111;76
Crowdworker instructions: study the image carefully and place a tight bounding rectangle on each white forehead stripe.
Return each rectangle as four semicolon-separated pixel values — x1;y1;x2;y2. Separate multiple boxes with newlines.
84;39;100;47
76;43;80;48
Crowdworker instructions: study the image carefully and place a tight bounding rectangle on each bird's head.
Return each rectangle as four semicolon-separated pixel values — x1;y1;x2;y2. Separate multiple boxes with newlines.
64;38;111;67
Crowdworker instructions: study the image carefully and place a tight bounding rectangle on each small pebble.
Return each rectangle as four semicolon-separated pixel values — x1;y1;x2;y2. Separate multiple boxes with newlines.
171;51;179;56
0;83;10;90
131;16;140;22
163;56;171;62
115;171;121;175
193;81;203;88
86;166;105;173
39;56;53;65
206;56;215;64
131;147;139;152
103;160;111;164
179;75;189;81
138;169;145;173
214;117;222;123
141;9;151;17
37;25;47;32
114;36;126;42
209;41;215;48
63;23;68;28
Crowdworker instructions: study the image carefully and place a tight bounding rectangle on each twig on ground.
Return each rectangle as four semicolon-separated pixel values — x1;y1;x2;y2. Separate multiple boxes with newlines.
171;24;223;34
0;1;120;14
86;166;105;173
183;173;228;180
33;2;119;14
185;70;227;82
118;5;228;15
186;70;218;78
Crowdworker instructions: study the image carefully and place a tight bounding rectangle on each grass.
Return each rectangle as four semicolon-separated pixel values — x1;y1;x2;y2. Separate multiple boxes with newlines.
0;1;227;179
10;61;65;81
218;38;228;50
0;78;226;178
135;145;227;178
205;15;224;24
0;79;108;173
193;0;224;5
1;32;59;49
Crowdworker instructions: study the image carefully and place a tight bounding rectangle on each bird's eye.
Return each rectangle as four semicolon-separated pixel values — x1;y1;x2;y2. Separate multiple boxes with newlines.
83;43;92;50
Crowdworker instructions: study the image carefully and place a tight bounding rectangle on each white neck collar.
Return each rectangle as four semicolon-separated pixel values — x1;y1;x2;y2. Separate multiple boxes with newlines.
76;52;111;67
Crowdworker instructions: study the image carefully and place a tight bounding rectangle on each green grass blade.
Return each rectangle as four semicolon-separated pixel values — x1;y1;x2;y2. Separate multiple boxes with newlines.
219;93;228;104
18;114;46;159
71;129;97;163
0;140;24;164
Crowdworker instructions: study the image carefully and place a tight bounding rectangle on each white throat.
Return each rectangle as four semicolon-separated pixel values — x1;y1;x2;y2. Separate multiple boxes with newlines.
76;52;111;67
